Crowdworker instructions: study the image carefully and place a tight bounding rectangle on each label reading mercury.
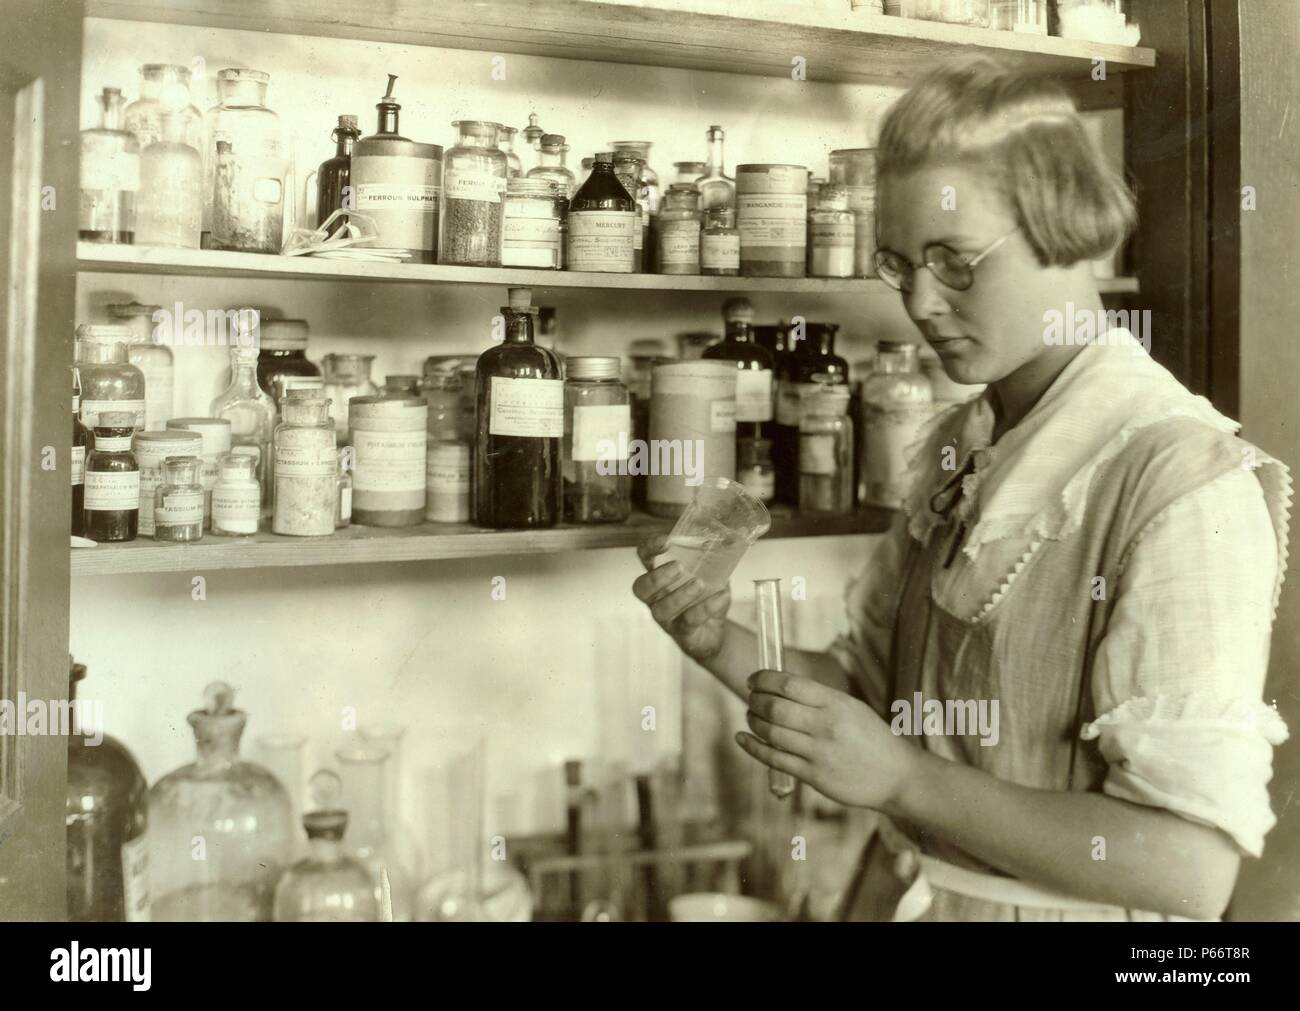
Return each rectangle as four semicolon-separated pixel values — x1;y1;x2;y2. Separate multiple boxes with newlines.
84;470;140;511
735;370;774;422
567;210;636;272
489;377;564;438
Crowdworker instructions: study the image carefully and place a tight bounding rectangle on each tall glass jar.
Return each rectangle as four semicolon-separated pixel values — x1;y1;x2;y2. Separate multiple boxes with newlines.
337;747;415;922
610;141;660;214
66;658;150;922
612;141;659;269
502;178;563;270
321;353;379;440
80;88;138;244
273;396;337;536
658;183;702;276
84;413;139;542
74;328;146;432
124;63;203;152
808;184;855;278
828;148;877;278
799;385;854;514
440;120;508;266
211;344;276;514
701;207;740;276
611;151;649;272
136;111;202;248
211;452;261;536
273;771;380;922
149;682;295;921
860;341;933;508
567;155;637;274
256;318;319;403
106;303;173;431
563;356;631;524
207;69;287;253
153;455;205;542
497;124;523;177
526;133;575;198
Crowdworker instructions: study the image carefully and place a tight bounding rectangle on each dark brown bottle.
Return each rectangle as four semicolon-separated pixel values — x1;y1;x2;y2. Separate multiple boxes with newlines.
317;114;361;237
83;412;139;542
702;297;775;470
775;322;848;505
67;657;151;921
566;154;637;274
72;369;89;536
474;288;563;528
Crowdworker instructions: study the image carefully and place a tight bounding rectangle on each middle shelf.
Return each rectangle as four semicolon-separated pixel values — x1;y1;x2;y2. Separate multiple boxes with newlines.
70;506;895;576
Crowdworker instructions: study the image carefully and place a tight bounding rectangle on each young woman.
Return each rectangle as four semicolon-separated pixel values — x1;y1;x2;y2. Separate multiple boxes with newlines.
632;58;1291;921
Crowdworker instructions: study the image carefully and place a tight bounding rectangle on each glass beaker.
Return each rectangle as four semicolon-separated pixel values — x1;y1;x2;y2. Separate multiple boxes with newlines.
336;746;415;922
658;477;771;595
358;723;426;889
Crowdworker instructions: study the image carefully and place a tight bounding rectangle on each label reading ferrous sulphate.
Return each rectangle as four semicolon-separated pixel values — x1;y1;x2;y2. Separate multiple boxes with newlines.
84;470;140;511
735;369;773;422
351;429;427;493
572;405;632;461
567;210;636;272
737;194;807;246
443;170;506;204
354;182;440;213
488;376;564;438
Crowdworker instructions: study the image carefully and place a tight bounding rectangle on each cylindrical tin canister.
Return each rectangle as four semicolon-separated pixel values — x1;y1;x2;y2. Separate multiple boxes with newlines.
350;138;443;263
736;164;808;278
647;361;737;518
349;395;428;526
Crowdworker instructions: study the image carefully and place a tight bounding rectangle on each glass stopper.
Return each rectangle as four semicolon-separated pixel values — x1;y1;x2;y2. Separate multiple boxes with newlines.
309;769;343;810
202;680;235;714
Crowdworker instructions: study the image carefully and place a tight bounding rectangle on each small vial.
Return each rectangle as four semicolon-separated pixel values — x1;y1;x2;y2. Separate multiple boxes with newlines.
84;411;139;542
211;452;261;536
754;578;795;799
153;455;205;542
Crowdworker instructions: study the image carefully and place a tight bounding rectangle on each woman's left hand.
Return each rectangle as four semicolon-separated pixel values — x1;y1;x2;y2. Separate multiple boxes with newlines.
737;669;919;811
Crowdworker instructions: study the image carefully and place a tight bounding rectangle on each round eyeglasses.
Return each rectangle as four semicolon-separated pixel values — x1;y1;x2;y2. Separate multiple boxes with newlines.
873;228;1017;293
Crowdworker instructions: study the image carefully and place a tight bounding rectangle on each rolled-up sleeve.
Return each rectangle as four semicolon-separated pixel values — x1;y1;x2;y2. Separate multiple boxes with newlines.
827;513;911;717
1082;467;1289;857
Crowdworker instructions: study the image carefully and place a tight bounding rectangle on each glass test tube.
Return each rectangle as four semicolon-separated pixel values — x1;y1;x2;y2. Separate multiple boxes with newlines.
754;578;795;800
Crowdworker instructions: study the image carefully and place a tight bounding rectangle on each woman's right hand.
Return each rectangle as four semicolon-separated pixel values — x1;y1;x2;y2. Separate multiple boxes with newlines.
632;533;732;663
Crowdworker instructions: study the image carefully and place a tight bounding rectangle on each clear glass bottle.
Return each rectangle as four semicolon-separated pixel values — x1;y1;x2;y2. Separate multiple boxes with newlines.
80;88;138;244
701;207;740;276
84;412;139;542
658;183;702;276
149;682;295;921
135;111;202;249
165;417;232;529
697;124;735;211
124;63;203;153
673;160;707;185
860;341;934;508
497;124;523;178
71;369;89;537
828;148;877;278
808;184;855;278
321;352;379;440
611;151;649;272
207;68;287;253
211;343;276;514
273;396;337;537
474;288;563;529
610;140;660;214
336;448;353;528
211;452;260;536
106;303;173;431
337;746;415;922
799;385;854;514
526;133;575;199
563;356;631;524
519;112;546;176
316;114;361;236
502;178;563;270
441;120;508;267
153;455;205;542
66;657;150;922
737;437;776;505
567;154;637;274
274;770;381;922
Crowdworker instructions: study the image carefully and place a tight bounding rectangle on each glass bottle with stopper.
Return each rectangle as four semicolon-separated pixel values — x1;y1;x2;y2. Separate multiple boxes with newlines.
316;114;362;236
80;88;139;244
696;124;735;211
755;579;796;799
273;770;381;922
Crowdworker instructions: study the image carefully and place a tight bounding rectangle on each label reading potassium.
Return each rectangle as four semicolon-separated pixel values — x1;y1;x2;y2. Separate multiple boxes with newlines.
275;442;337;476
735;369;774;423
71;446;85;486
737;193;807;247
710;399;737;433
156;491;204;526
443;170;506;204
567;210;636;272
212;485;260;531
572;404;632;462
121;834;151;922
488;376;564;438
355;182;440;213
84;470;140;511
701;233;740;270
352;429;427;493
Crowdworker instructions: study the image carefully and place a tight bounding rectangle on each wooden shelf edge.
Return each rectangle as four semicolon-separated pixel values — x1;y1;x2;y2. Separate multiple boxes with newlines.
69;507;894;576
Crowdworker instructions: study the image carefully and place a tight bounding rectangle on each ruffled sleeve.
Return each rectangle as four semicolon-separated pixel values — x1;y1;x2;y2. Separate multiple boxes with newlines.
1084;467;1289;857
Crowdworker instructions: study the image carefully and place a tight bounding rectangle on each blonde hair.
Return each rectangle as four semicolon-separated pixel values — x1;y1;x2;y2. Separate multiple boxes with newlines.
876;57;1136;266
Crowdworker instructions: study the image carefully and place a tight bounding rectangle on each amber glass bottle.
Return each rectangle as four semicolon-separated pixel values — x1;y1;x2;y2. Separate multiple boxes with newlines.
317;114;361;236
84;411;139;542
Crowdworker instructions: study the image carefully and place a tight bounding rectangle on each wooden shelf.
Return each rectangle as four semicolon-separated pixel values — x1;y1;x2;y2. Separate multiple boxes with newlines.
69;506;894;576
86;0;1155;86
76;243;1139;295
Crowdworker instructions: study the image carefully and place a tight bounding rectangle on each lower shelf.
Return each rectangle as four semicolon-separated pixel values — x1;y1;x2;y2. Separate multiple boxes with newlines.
69;506;894;575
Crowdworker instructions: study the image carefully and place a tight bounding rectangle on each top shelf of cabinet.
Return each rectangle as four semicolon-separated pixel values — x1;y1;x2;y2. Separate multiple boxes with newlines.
86;0;1155;86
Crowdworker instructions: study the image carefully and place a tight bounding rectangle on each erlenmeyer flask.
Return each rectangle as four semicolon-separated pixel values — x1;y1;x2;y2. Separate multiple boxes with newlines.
336;746;414;921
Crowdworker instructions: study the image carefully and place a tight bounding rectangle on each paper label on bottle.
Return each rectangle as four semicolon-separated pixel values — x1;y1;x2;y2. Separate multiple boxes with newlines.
351;428;427;493
738;466;775;502
660;219;701;266
71;446;85;486
863;403;932;495
156;490;204;525
503;215;560;244
84;470;140;511
81;151;141;193
634;208;646;252
811;220;855;247
137;471;160;534
567;211;636;272
571;404;632;461
502;212;561;267
488;376;564;437
443;169;506;204
800;432;838;475
737;193;807;246
426;445;470;521
275;441;337;476
701;233;740;269
81;399;146;431
777;381;822;427
710;399;737;433
354;182;440;213
121;833;151;922
735;369;773;422
91;435;133;452
212;485;260;531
